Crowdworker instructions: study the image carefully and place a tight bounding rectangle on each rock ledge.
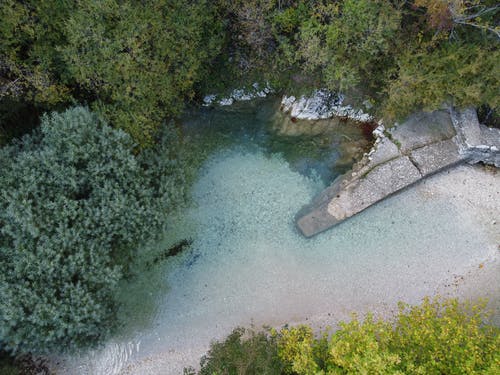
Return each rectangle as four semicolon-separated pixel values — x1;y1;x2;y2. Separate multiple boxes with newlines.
296;107;500;237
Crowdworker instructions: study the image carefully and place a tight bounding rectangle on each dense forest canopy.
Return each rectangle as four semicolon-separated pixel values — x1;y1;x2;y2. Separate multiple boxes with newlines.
0;0;498;360
1;0;498;147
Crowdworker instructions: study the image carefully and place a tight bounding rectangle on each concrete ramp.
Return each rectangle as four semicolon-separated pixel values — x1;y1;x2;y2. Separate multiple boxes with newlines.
296;108;500;237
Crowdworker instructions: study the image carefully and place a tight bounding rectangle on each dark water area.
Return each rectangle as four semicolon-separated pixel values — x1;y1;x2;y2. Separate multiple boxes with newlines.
180;97;372;184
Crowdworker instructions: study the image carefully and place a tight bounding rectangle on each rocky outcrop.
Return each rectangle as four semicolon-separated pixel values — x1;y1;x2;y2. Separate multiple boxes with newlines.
202;83;273;106
280;89;373;122
296;107;500;237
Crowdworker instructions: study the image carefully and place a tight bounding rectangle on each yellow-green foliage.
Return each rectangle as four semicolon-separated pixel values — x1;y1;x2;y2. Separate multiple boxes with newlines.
391;298;499;374
194;298;500;375
277;326;321;374
276;298;499;375
327;315;401;374
384;43;500;120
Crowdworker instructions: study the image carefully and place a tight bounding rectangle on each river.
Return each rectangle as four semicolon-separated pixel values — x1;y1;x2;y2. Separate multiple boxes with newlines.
53;98;499;374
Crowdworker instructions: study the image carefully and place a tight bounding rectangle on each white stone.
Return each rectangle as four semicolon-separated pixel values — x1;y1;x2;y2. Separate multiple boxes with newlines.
280;89;373;122
372;124;385;138
202;94;216;106
218;97;234;106
204;82;274;107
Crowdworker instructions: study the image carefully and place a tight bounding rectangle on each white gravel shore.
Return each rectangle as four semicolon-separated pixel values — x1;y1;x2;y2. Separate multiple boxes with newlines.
54;157;499;375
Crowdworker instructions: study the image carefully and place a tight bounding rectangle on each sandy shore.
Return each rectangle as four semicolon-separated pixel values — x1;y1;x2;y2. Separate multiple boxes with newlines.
53;160;499;375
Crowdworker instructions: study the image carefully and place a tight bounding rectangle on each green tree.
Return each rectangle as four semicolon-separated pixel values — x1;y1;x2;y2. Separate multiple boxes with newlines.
385;42;499;119
297;0;401;100
0;107;185;353
0;0;73;144
0;0;72;106
382;0;500;120
61;0;223;147
1;1;224;148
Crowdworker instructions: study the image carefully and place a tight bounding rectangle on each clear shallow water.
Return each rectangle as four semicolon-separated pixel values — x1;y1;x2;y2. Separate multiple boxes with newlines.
55;103;497;374
58;151;496;375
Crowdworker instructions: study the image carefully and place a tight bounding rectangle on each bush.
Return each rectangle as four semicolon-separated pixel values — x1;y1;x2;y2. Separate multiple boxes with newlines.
281;298;499;374
0;107;185;354
384;43;500;120
0;0;223;148
297;0;401;96
190;298;499;374
187;328;283;375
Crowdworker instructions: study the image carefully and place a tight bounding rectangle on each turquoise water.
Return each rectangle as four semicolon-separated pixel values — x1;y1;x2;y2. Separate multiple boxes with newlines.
180;98;369;183
54;101;497;375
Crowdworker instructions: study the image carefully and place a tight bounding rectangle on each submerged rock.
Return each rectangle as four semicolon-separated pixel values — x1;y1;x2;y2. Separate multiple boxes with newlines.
296;107;500;237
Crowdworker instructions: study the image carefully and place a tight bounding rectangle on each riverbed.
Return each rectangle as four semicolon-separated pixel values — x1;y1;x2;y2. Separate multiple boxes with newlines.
52;100;500;375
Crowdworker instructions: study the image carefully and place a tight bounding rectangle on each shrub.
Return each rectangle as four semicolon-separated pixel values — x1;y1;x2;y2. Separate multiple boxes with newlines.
189;328;283;375
190;298;499;374
384;43;500;120
0;107;185;354
297;0;401;97
390;298;499;374
0;0;223;148
279;298;499;374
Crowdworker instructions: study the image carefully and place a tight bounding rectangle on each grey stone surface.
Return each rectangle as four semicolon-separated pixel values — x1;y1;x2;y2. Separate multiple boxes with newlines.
296;107;500;237
451;107;482;148
296;204;340;238
452;107;500;167
480;125;500;149
327;157;421;221
295;175;347;237
390;110;456;153
367;137;401;167
410;139;466;176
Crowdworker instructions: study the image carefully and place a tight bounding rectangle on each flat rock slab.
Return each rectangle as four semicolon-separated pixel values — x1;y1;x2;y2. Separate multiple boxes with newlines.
296;203;341;238
452;108;482;147
390;110;455;153
410;139;466;176
327;156;422;221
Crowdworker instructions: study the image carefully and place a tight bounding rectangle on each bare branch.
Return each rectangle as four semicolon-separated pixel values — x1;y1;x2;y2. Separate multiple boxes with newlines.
454;4;500;22
454;20;500;39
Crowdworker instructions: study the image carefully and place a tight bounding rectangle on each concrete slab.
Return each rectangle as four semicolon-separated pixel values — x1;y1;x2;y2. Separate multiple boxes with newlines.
390;110;455;153
296;107;499;237
327;156;422;221
410;139;466;176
